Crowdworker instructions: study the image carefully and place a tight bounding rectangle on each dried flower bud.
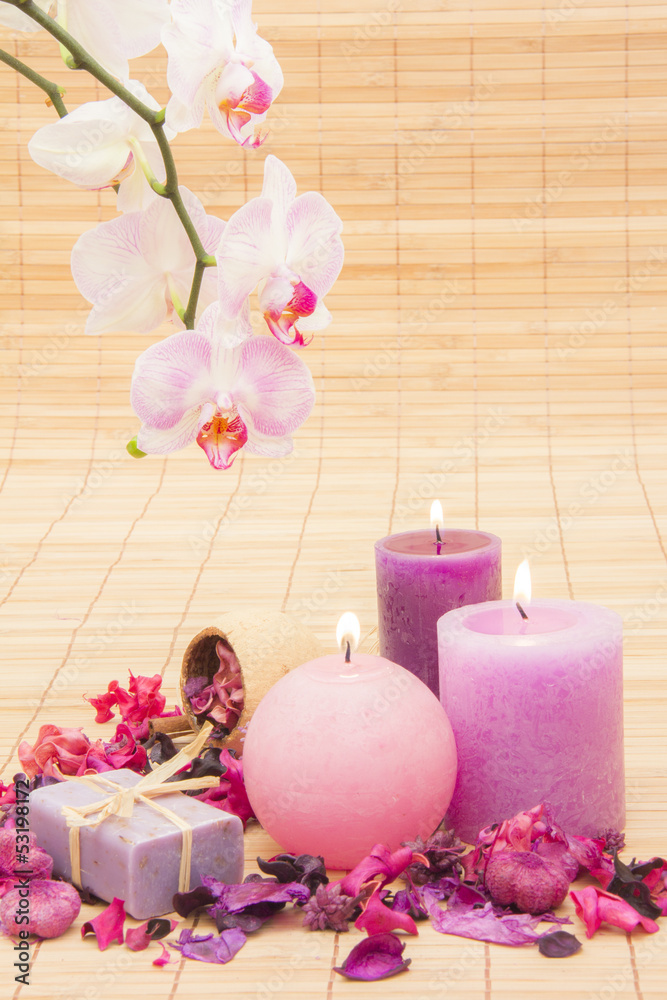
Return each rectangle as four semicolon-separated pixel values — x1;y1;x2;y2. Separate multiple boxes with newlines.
484;850;570;915
600;828;626;854
302;883;358;932
0;880;81;938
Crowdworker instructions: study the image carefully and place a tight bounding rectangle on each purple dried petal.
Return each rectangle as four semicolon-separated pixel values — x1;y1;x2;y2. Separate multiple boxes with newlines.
0;879;80;939
183;676;210;698
172;884;216;917
423;888;543;946
334;932;412;981
205;879;310;912
391;888;428;921
302;883;359;932
340;844;414;897
81;897;126;949
538;930;582;957
170;926;246;964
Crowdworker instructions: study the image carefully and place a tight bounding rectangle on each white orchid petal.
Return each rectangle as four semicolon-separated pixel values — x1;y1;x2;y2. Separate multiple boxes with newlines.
0;0;50;31
297;299;332;333
233;337;315;437
260;155;297;225
131;330;215;428
136;410;203;455
63;0;170;78
244;431;294;458
199;301;253;347
216;197;276;316
71;215;168;335
139;189;200;272
165;93;205;135
163;0;234;112
286;192;344;298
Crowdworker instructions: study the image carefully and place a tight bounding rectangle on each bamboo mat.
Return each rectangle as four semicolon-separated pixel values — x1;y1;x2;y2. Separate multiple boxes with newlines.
1;1;666;997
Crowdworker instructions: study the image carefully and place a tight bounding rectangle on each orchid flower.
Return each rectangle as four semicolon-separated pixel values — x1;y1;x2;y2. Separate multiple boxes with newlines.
216;155;344;346
0;1;170;79
163;0;283;148
70;187;223;335
28;81;171;212
130;316;315;469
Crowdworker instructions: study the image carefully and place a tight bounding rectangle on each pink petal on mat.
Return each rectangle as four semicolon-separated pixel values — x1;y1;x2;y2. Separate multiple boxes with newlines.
81;897;126;950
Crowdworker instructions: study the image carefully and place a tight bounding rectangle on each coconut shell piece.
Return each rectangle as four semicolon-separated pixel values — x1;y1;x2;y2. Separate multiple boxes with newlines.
180;610;323;754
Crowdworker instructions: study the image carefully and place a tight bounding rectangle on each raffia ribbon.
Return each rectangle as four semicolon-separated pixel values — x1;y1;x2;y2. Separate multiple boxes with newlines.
59;722;220;893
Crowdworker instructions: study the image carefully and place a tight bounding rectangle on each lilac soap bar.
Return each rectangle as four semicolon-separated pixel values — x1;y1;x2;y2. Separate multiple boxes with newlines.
29;769;243;919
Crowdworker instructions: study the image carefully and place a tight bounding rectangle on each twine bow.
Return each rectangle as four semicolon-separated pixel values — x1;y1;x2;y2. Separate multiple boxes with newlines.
59;722;220;893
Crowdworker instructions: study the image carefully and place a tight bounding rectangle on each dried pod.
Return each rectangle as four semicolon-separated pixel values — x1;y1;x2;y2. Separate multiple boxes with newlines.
484;850;570;915
180;610;323;754
0;879;81;938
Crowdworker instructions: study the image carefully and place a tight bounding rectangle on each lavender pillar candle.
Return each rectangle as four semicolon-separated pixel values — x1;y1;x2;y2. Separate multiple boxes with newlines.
437;599;625;843
375;527;501;696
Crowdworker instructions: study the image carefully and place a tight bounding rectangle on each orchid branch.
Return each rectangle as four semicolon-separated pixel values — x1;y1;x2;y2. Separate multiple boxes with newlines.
2;0;216;324
0;47;68;117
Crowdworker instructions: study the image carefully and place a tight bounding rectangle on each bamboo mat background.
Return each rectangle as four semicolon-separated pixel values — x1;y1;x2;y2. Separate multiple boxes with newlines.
1;1;666;997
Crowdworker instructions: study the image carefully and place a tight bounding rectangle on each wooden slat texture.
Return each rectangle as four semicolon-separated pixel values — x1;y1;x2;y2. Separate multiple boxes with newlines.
1;1;666;997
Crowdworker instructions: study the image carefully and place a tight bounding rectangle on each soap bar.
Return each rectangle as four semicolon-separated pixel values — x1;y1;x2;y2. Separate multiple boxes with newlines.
29;769;243;919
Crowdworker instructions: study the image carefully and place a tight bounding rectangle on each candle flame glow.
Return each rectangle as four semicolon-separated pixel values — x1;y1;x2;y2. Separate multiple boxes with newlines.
430;500;444;529
513;559;532;605
336;612;360;655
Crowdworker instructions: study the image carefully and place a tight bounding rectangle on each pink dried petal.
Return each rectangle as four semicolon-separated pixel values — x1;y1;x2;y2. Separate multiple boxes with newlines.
19;725;91;779
570;886;660;939
125;917;178;951
355;887;418;937
340;844;414;897
85;686;119;723
0;879;80;938
334;932;411;981
81;897;126;949
153;941;178;966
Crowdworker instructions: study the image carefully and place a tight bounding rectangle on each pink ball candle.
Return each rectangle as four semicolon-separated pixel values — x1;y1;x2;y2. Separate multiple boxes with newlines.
437;598;625;843
243;617;458;870
375;523;501;696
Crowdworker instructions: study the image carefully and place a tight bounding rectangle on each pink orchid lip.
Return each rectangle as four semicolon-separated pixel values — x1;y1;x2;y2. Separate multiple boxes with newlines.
196;409;249;470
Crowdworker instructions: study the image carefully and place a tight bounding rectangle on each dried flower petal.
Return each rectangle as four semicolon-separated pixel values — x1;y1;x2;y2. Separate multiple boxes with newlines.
0;879;81;939
125;917;178;951
355;887;418;937
334;932;411;981
570;886;660;938
538;930;582;958
402;828;466;885
423;887;544;946
153;941;178;967
257;853;328;895
170;926;246;964
340;844;414;897
81;897;126;949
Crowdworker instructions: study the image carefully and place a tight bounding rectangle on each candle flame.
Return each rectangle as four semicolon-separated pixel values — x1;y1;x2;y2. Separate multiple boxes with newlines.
430;500;444;530
513;559;532;605
336;612;360;655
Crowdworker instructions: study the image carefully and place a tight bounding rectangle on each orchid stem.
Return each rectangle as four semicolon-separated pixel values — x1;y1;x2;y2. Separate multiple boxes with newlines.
184;260;208;330
2;0;217;322
0;47;68;117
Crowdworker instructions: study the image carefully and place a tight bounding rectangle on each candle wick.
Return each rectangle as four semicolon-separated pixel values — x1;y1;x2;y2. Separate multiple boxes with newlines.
435;524;442;544
345;640;351;663
515;601;529;620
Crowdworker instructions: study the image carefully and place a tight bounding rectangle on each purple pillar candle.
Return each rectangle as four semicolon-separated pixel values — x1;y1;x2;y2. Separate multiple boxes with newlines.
375;527;501;696
437;599;625;843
